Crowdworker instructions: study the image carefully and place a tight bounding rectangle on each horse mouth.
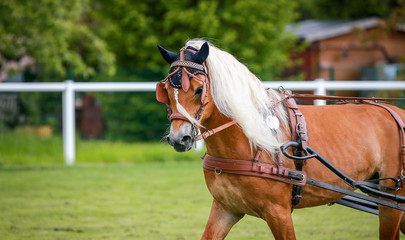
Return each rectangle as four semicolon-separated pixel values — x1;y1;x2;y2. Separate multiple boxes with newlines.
172;142;193;152
167;123;195;152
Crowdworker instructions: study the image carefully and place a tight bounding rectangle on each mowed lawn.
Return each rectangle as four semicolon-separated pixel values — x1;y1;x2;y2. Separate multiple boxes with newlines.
0;133;403;239
2;161;402;240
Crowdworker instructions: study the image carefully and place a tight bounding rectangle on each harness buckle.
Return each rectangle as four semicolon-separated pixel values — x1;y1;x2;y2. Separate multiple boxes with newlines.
214;168;223;175
396;175;403;191
296;122;306;135
288;172;306;183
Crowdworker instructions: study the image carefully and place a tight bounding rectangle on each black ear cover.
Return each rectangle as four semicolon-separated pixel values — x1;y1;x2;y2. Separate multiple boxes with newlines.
193;42;209;64
157;45;178;64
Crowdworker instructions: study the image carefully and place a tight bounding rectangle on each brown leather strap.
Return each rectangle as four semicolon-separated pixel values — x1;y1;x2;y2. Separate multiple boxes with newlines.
293;94;405;102
169;112;189;122
283;91;309;151
202;153;307;186
195;120;236;141
362;100;405;171
282;91;309;207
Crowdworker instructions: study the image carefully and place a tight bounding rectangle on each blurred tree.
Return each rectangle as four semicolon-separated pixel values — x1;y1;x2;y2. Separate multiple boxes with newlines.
297;0;397;20
85;0;300;141
1;0;301;140
1;0;299;80
0;0;115;80
387;0;405;29
89;0;299;80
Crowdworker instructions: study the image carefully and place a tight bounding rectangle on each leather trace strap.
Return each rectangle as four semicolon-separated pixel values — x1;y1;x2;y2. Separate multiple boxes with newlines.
202;153;307;186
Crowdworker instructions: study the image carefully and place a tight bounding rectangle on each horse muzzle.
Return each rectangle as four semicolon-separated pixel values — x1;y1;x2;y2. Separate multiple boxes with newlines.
167;123;195;152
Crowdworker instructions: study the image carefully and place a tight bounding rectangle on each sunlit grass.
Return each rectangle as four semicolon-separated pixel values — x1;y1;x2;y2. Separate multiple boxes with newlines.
1;131;404;239
0;130;204;166
1;162;400;240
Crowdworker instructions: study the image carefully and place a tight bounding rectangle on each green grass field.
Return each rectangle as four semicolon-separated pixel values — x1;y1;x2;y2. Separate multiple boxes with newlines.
0;162;385;240
0;131;203;165
0;131;404;239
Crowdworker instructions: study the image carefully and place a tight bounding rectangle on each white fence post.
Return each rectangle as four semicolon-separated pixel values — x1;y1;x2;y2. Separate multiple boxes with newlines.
62;80;75;165
314;78;327;106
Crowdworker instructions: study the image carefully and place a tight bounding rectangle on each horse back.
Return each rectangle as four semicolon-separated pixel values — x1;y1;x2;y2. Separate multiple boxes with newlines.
295;103;405;207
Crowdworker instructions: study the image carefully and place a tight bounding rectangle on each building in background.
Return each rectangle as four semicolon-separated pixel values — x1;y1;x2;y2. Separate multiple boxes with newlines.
287;17;405;81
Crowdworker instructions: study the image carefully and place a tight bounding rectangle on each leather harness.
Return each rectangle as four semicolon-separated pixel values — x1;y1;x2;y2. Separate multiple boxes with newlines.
283;89;309;206
202;152;307;186
156;51;405;208
201;90;311;190
156;47;210;123
200;92;405;208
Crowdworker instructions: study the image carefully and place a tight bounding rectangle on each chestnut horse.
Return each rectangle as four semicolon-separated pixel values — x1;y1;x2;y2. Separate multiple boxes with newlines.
156;39;405;239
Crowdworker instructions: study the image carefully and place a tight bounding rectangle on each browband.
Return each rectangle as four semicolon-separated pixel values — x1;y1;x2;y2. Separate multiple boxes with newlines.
170;60;205;71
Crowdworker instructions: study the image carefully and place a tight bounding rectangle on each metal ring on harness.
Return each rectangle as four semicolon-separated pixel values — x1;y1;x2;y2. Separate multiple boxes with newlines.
214;168;223;175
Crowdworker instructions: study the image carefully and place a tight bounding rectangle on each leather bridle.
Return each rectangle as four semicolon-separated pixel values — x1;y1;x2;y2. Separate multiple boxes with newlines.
156;47;210;133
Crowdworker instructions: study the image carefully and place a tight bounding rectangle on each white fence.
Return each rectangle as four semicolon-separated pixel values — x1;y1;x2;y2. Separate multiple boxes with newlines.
1;78;405;165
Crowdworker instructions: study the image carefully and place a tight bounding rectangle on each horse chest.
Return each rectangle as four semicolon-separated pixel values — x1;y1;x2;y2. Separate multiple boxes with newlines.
204;171;265;217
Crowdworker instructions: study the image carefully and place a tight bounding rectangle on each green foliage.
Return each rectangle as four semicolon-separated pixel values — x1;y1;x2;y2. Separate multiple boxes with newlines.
0;0;115;79
90;0;299;80
97;91;169;142
91;68;168;142
297;0;397;20
387;0;405;30
2;0;301;141
18;92;62;128
85;0;301;141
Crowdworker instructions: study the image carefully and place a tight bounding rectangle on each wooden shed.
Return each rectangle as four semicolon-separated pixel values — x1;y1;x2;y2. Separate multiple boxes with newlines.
287;17;405;81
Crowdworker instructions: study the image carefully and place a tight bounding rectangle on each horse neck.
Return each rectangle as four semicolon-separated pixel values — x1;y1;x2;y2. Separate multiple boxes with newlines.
201;106;292;165
202;107;254;160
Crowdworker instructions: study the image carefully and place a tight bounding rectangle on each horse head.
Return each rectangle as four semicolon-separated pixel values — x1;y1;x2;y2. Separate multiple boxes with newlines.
156;42;214;152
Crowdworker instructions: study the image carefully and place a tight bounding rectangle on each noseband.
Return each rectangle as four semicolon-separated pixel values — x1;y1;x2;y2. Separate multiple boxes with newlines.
156;47;210;124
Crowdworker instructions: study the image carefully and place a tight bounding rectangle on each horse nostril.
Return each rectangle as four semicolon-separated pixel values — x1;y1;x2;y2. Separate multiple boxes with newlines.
166;136;171;143
181;135;192;145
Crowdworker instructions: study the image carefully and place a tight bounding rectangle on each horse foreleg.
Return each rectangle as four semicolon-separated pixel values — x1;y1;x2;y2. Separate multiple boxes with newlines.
263;204;296;240
400;212;405;235
379;205;402;240
201;199;244;240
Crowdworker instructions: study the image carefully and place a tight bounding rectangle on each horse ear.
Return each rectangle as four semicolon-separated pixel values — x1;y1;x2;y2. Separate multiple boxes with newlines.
193;42;209;64
157;45;178;64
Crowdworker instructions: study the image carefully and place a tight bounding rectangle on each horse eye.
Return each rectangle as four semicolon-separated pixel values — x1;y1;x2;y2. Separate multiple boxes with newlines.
194;87;203;96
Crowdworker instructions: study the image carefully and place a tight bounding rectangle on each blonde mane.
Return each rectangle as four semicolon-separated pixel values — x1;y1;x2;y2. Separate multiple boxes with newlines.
185;39;288;154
